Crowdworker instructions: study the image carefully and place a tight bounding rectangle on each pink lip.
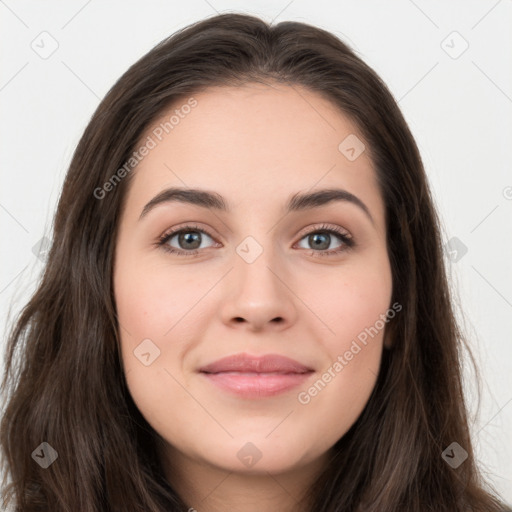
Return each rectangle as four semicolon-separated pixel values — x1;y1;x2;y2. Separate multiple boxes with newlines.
199;353;313;374
199;353;314;398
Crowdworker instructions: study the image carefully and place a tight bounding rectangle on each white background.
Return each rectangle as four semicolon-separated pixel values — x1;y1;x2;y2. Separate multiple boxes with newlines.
1;0;511;504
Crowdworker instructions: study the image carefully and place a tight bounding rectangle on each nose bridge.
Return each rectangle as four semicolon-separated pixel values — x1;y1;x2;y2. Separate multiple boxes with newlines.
234;231;283;296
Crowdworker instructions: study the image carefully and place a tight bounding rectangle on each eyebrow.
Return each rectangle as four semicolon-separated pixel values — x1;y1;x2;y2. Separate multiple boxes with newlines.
138;187;374;224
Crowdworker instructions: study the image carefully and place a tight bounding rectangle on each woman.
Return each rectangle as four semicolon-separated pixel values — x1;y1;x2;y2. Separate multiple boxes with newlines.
1;12;509;512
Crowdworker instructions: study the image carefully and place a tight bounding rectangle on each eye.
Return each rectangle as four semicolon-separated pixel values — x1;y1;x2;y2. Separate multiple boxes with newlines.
156;224;218;257
295;223;354;257
156;223;354;258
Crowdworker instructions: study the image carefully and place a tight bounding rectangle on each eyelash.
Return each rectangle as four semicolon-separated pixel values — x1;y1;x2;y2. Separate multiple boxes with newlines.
155;223;354;258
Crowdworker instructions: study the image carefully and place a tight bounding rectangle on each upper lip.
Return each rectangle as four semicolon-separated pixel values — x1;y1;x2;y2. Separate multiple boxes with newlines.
199;353;314;374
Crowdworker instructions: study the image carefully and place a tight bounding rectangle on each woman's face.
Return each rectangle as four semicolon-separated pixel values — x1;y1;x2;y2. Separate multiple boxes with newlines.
113;83;393;479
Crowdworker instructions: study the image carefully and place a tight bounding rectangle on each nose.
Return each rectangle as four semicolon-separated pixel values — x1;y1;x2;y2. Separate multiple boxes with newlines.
219;244;298;333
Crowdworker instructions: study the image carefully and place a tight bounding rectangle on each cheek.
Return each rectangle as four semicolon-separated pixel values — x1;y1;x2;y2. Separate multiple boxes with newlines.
113;250;218;406
113;256;201;434
309;260;392;347
302;259;391;392
299;260;391;431
114;253;205;344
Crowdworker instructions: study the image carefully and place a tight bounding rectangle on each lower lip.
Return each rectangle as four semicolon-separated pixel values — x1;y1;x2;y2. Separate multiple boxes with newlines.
200;371;313;398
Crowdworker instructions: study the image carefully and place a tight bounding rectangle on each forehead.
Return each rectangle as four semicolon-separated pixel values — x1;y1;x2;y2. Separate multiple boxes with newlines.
125;83;384;224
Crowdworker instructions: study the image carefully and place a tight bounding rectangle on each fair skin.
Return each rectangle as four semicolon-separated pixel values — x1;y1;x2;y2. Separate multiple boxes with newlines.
113;83;393;512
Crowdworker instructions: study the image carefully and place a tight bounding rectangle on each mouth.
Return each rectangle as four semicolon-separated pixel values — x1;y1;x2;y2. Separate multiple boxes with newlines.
198;353;314;399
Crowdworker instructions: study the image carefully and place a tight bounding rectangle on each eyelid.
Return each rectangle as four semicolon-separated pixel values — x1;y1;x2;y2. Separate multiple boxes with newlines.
295;222;351;239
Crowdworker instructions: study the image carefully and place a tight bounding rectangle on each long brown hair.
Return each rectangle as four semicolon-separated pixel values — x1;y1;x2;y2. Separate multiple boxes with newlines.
1;12;509;512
